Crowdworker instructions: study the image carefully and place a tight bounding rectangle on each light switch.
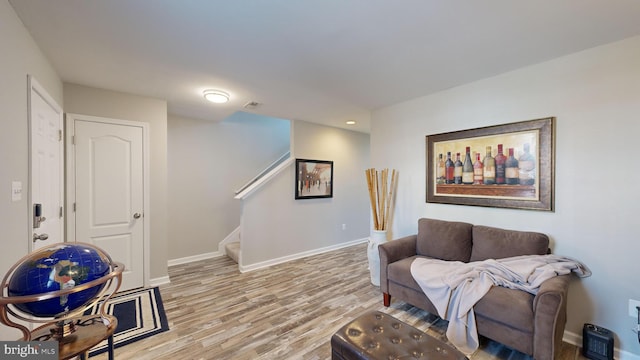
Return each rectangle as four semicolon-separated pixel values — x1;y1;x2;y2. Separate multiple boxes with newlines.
12;181;22;202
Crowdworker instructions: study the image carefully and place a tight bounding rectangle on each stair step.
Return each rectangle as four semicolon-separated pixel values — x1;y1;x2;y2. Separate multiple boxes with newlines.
225;242;240;263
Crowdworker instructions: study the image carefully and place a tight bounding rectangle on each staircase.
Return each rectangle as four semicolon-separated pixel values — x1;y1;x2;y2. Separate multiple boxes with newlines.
225;242;240;263
225;151;292;267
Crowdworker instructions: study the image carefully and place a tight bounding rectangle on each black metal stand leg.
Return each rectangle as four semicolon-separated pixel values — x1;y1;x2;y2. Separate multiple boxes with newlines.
108;334;114;360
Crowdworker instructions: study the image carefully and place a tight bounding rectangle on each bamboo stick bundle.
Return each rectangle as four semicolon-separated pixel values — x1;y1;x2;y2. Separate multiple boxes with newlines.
379;168;388;228
383;169;397;231
365;168;379;230
365;168;398;231
376;169;385;229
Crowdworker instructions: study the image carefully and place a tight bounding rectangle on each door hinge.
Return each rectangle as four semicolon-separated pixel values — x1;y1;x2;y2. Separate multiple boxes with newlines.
72;135;75;145
59;206;63;218
73;203;76;212
58;129;63;141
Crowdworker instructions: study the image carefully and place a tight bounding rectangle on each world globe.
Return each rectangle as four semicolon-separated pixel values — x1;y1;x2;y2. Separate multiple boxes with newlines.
7;243;112;318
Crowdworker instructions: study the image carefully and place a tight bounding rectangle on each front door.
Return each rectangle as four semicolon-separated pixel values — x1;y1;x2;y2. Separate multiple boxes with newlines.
29;76;63;250
67;114;146;291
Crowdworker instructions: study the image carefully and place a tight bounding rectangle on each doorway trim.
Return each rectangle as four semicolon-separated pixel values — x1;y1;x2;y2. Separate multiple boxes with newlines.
28;75;63;252
65;113;151;288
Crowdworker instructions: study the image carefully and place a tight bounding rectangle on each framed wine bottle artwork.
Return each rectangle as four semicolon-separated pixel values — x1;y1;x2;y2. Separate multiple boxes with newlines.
426;117;554;211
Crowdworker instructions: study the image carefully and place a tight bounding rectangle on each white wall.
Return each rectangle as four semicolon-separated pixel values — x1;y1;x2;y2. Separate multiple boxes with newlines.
0;0;63;340
371;35;640;355
167;112;290;260
240;120;370;269
63;83;169;282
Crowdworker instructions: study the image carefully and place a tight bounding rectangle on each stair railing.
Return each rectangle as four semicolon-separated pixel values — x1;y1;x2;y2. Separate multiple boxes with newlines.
234;151;291;197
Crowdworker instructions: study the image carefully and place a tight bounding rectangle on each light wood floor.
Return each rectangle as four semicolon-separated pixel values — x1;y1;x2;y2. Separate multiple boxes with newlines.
95;243;587;360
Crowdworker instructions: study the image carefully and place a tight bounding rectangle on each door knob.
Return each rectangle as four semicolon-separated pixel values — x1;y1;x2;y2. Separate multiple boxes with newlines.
33;233;49;242
133;213;141;219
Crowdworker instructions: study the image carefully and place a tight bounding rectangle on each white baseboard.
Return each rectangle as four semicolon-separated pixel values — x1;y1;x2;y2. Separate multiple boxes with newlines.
167;251;224;267
563;329;581;347
617;347;640;360
239;238;368;273
149;275;171;287
563;330;640;360
166;228;239;267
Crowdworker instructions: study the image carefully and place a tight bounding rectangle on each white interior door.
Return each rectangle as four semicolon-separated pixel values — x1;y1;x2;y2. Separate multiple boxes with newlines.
29;76;63;251
68;115;146;291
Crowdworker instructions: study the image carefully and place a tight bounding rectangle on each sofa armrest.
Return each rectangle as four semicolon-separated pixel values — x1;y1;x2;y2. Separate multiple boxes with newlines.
532;274;571;360
378;235;417;294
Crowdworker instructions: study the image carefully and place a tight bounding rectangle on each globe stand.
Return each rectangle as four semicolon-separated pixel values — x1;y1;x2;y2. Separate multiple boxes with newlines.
50;320;76;340
0;243;124;360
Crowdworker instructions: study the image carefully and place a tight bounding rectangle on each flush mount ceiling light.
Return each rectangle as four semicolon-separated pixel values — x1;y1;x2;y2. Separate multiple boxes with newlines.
203;89;230;104
346;120;356;125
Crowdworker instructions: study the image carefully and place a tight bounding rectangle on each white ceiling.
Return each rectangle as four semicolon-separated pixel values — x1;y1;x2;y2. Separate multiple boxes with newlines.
10;0;640;133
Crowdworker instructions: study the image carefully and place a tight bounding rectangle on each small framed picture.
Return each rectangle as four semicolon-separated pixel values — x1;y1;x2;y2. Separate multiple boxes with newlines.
295;159;333;199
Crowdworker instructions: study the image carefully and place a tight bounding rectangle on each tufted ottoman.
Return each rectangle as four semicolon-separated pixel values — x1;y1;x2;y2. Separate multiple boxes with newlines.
331;311;467;360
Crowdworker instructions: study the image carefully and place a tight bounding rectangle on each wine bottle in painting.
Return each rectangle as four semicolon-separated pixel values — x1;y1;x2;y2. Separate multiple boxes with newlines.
454;153;463;184
494;144;506;184
505;148;519;185
437;153;445;184
473;152;483;184
483;146;496;185
462;146;474;185
518;143;536;185
445;152;454;184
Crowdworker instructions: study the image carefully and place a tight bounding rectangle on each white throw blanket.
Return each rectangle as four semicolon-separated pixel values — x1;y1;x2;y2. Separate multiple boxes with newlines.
410;254;591;356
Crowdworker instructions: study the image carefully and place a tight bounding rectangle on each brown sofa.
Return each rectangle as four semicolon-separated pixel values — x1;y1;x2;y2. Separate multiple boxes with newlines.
378;218;571;360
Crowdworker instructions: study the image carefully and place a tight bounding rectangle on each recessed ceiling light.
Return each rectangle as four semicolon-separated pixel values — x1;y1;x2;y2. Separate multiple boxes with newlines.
203;89;230;104
346;120;356;125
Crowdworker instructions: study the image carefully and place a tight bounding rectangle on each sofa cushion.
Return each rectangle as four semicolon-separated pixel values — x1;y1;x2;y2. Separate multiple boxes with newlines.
474;285;535;333
389;255;535;334
416;218;473;262
387;255;423;291
470;225;549;262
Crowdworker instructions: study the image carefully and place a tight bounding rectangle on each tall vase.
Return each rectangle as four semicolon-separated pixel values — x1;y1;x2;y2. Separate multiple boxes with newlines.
367;230;387;286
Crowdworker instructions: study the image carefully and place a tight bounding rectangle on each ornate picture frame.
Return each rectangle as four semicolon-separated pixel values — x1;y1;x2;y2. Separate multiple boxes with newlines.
426;117;554;211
